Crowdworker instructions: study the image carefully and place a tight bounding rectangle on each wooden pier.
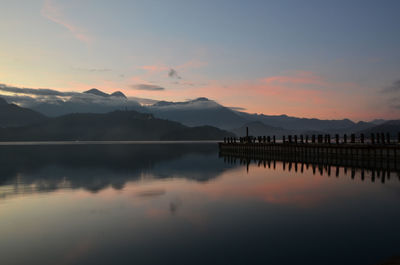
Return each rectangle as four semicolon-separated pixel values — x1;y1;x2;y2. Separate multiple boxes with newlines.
219;131;400;172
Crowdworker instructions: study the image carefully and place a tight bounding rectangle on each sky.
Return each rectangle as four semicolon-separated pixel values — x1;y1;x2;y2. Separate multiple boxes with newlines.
1;0;400;121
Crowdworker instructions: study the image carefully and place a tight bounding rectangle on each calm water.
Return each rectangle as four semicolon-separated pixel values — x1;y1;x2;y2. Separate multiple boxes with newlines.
0;143;399;265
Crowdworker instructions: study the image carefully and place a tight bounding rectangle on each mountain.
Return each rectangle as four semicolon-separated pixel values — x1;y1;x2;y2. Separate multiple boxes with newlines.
29;88;141;117
370;119;387;125
32;99;143;117
0;97;47;128
84;88;110;97
110;91;127;99
359;120;400;138
231;121;293;138
161;125;234;140
236;112;356;132
148;97;248;130
341;121;376;133
0;110;233;141
84;88;127;99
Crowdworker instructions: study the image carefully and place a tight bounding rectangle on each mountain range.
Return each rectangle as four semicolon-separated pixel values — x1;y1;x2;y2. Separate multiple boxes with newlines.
0;87;399;140
0;109;233;141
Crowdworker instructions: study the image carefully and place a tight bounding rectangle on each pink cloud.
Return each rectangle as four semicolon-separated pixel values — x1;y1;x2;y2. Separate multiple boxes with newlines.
262;71;327;87
176;60;208;70
140;65;169;73
41;0;91;44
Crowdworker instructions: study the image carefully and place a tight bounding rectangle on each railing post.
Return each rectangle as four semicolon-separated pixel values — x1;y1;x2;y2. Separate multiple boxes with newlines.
335;134;339;144
360;133;364;144
344;134;347;144
387;133;390;144
351;134;355;143
371;133;375;144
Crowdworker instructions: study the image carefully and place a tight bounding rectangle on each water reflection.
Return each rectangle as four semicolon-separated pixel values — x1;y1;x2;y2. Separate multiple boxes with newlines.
0;144;234;199
0;144;399;265
221;154;400;184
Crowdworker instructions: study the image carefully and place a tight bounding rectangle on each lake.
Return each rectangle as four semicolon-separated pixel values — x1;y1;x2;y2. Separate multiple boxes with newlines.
0;143;399;265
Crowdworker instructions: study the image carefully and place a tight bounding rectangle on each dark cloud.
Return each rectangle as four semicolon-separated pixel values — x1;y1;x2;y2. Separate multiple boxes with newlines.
382;80;400;93
229;106;247;111
168;69;181;79
0;83;76;96
131;84;165;91
388;96;400;109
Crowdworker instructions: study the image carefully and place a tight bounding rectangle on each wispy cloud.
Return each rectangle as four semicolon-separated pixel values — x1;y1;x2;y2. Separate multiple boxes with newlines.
382;80;400;93
131;84;165;91
229;106;246;111
262;71;327;87
140;65;169;73
41;0;91;44
0;83;75;96
72;67;112;72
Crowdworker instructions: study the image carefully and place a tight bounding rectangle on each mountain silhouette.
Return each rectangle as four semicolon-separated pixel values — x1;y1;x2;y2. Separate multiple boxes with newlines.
149;97;248;130
359;120;400;137
0;110;233;141
84;88;127;98
231;121;293;138
0;97;47;128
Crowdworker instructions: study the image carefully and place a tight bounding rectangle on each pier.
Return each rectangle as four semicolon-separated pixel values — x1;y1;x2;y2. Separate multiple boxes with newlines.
219;130;400;172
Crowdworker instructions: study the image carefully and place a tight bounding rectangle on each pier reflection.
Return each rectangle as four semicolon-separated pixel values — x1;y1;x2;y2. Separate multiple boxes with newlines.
220;153;400;184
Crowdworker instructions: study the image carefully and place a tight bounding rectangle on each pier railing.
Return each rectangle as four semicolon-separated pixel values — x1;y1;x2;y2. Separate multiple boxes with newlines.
219;132;400;166
223;132;400;145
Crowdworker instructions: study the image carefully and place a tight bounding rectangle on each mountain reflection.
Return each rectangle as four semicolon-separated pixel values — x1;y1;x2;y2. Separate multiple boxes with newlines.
0;143;235;198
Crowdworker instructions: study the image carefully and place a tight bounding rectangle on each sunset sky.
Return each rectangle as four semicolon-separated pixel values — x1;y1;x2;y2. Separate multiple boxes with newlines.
1;0;400;120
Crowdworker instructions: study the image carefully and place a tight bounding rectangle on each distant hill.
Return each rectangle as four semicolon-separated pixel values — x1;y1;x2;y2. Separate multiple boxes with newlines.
84;88;127;99
236;112;356;132
0;97;47;128
0;110;232;141
340;121;376;134
370;119;387;125
231;121;293;138
359;120;400;138
148;97;249;130
161;125;234;140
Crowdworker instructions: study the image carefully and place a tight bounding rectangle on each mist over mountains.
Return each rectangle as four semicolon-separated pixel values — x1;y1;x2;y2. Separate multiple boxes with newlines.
0;86;399;139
